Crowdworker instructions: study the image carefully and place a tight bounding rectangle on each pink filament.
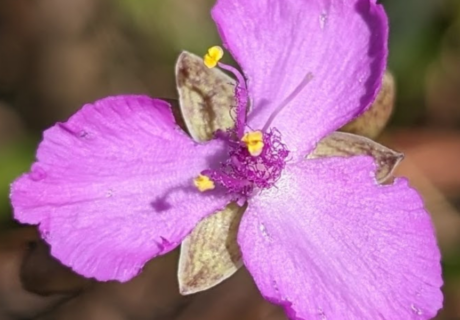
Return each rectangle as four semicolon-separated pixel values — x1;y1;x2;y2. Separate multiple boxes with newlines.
203;128;289;199
217;62;248;139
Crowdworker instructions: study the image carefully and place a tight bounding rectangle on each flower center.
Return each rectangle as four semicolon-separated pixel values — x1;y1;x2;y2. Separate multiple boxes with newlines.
193;46;290;200
195;128;289;200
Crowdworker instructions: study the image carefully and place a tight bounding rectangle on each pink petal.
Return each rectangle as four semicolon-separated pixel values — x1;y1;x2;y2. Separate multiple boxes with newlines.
10;95;231;282
212;0;388;157
238;156;442;319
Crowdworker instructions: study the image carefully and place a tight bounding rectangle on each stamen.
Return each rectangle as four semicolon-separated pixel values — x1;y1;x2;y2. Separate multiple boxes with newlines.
193;174;215;192
202;128;289;198
203;46;249;138
218;62;248;139
203;46;224;68
263;72;314;131
241;131;264;157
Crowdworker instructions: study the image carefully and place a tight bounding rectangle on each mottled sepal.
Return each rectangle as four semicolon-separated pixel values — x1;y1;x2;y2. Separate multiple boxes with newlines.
308;132;403;183
175;51;244;295
178;203;245;295
341;71;395;139
175;51;236;141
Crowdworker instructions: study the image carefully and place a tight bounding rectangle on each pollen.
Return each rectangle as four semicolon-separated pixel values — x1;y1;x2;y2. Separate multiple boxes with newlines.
203;46;224;68
194;174;215;192
242;131;264;157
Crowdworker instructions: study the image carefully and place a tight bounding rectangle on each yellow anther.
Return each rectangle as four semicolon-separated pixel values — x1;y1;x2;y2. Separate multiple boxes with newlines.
194;174;215;192
242;131;264;157
203;46;224;68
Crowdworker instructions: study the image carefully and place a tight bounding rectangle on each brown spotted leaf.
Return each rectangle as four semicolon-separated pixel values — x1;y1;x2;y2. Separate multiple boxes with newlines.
175;51;244;295
178;203;245;295
175;51;236;142
308;131;403;183
341;71;395;139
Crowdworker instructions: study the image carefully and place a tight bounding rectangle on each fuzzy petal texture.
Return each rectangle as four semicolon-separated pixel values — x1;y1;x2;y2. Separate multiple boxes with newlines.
238;156;442;319
11;95;231;282
212;0;388;157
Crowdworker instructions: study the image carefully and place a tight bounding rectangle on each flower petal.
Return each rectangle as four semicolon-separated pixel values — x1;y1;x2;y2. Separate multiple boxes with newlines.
212;0;388;156
308;131;403;183
178;203;245;295
176;51;236;142
239;156;442;319
341;71;395;139
10;95;231;282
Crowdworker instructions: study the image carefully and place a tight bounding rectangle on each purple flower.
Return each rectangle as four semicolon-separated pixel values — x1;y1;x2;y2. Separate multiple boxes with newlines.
10;0;443;319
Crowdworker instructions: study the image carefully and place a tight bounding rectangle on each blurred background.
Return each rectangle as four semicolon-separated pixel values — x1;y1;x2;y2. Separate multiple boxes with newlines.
0;0;459;318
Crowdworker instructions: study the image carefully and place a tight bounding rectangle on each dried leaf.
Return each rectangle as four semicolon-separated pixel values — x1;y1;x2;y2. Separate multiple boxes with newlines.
175;51;236;142
341;71;395;139
308;131;403;183
178;203;245;295
176;52;243;295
